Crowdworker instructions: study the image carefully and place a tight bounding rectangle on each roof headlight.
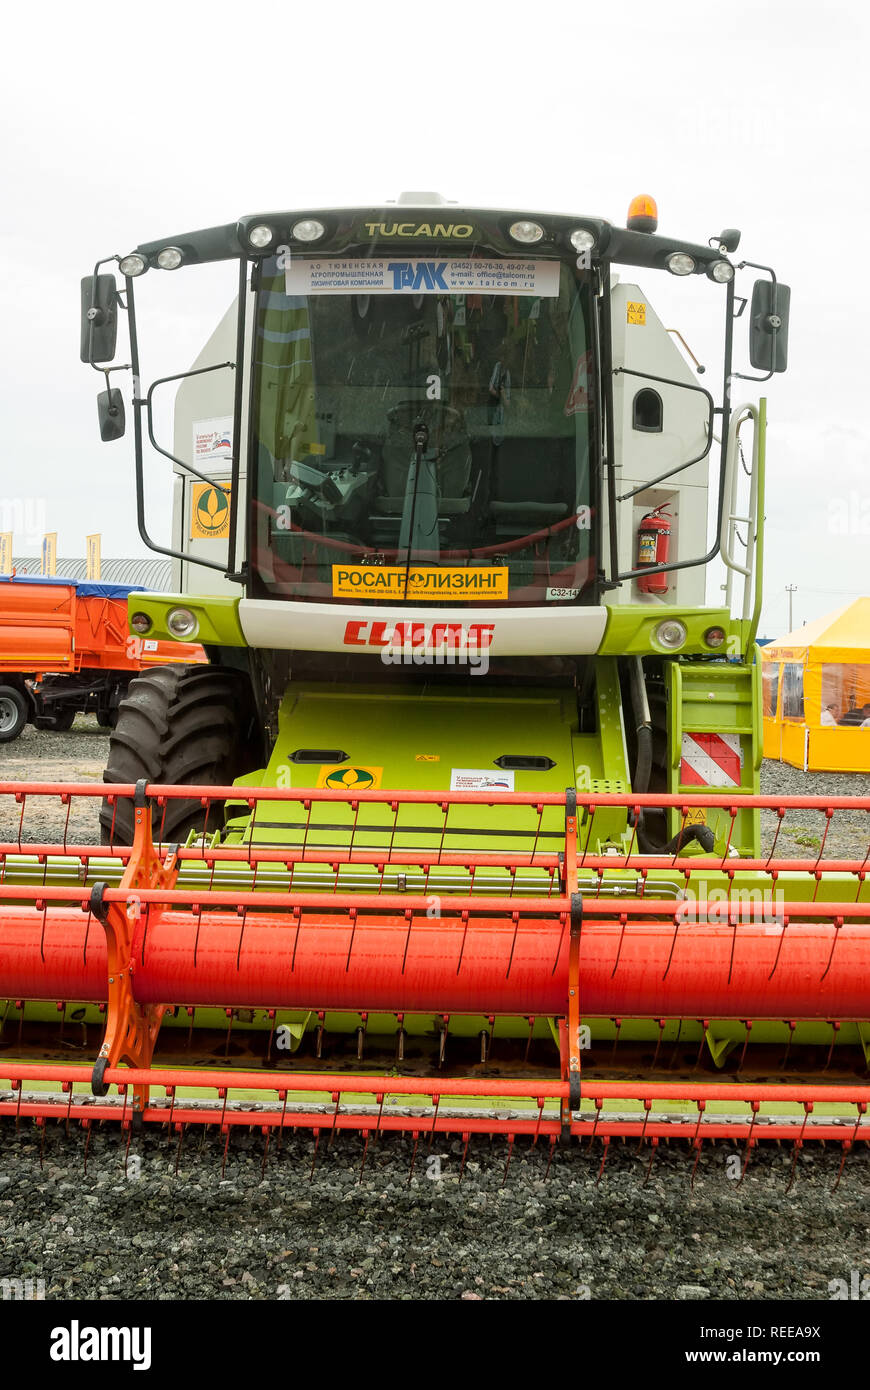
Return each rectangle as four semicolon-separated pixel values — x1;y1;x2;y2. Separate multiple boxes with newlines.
569;228;596;253
119;253;147;278
156;247;183;271
292;218;326;242
707;259;735;284
666;252;696;276
248;224;275;249
509;220;544;244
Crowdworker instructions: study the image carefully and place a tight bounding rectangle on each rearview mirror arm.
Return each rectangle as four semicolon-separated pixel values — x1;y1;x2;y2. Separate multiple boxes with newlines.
731;260;778;383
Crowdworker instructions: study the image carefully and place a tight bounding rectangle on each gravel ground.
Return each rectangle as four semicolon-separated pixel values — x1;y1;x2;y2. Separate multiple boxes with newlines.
0;1128;868;1301
0;720;868;1302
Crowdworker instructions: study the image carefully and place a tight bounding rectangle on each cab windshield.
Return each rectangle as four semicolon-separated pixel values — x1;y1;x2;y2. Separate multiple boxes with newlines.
250;255;597;606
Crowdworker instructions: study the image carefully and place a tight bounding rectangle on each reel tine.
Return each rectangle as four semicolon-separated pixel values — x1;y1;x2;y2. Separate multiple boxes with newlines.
594;1136;610;1186
689;1138;703;1191
650;1020;666;1073
831;1141;851;1195
501;1134;515;1187
642;1136;659;1186
737;1020;753;1073
823;1020;840;1071
407;1132;420;1186
636;1099;652;1154
738;1102;760;1186
260;1125;271;1183
544;1135;557;1180
738;1137;757;1188
524;1015;535;1063
309;1128;321;1183
358;1130;370;1183
458;1131;470;1183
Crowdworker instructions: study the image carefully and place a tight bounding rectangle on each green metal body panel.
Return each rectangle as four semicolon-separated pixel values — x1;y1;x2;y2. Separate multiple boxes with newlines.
598;605;736;658
126;593;245;647
226;672;633;855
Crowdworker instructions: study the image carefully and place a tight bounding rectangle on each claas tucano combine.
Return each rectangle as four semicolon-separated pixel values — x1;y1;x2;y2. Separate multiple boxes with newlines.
1;192;868;1178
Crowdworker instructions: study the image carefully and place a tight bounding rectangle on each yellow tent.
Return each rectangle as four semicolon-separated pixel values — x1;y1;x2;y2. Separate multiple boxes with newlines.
761;597;870;772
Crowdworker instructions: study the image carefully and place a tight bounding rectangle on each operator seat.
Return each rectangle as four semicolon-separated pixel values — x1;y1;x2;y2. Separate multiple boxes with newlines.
487;437;572;538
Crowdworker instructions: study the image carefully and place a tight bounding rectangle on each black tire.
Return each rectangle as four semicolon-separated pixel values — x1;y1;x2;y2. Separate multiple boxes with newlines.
100;665;259;846
96;709;117;730
35;706;76;732
0;685;28;742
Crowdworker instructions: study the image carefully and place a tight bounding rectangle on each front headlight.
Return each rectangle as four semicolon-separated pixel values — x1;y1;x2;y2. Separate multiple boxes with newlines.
654;619;688;650
166;607;198;639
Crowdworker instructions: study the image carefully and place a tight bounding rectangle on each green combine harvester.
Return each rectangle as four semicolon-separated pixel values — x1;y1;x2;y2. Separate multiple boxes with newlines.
1;192;868;1167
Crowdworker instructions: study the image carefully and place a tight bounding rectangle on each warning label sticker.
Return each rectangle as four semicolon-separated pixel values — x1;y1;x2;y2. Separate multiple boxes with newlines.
332;565;508;601
626;301;646;325
680;733;742;788
450;768;515;792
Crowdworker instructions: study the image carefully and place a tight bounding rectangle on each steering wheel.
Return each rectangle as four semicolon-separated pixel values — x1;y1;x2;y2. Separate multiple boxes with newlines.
387;400;464;432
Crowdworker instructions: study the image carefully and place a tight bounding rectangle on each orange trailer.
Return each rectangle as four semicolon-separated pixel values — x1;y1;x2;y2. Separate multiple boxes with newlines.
0;576;204;740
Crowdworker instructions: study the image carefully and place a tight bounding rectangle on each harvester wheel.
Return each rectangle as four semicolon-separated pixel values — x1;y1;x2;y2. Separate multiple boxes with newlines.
100;665;258;845
0;685;28;742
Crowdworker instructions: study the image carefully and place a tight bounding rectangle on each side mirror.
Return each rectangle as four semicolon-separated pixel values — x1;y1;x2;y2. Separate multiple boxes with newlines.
97;388;126;442
749;279;790;373
80;273;119;363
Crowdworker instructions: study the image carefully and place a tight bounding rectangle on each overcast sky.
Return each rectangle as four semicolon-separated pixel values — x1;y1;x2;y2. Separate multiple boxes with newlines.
1;0;866;636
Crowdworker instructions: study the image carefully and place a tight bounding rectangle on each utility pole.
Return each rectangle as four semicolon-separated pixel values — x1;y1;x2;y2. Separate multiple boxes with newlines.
786;584;797;631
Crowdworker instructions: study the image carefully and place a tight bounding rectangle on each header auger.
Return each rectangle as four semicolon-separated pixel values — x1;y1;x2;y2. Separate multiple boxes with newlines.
1;193;867;1183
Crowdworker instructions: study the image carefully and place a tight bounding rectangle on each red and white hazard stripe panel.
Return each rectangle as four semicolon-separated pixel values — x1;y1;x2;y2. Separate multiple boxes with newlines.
680;732;743;788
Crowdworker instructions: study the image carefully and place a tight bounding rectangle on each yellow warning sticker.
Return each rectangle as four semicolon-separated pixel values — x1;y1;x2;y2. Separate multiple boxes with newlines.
190;483;231;540
683;808;707;826
332;565;508;601
415;754;441;762
626;301;646;325
316;765;383;790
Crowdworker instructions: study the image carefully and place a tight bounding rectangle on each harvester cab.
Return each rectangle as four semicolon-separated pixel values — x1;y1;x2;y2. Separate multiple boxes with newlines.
2;193;866;1170
84;193;791;861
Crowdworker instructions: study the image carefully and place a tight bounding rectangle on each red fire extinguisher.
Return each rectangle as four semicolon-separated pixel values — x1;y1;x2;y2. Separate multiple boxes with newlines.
636;506;670;593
